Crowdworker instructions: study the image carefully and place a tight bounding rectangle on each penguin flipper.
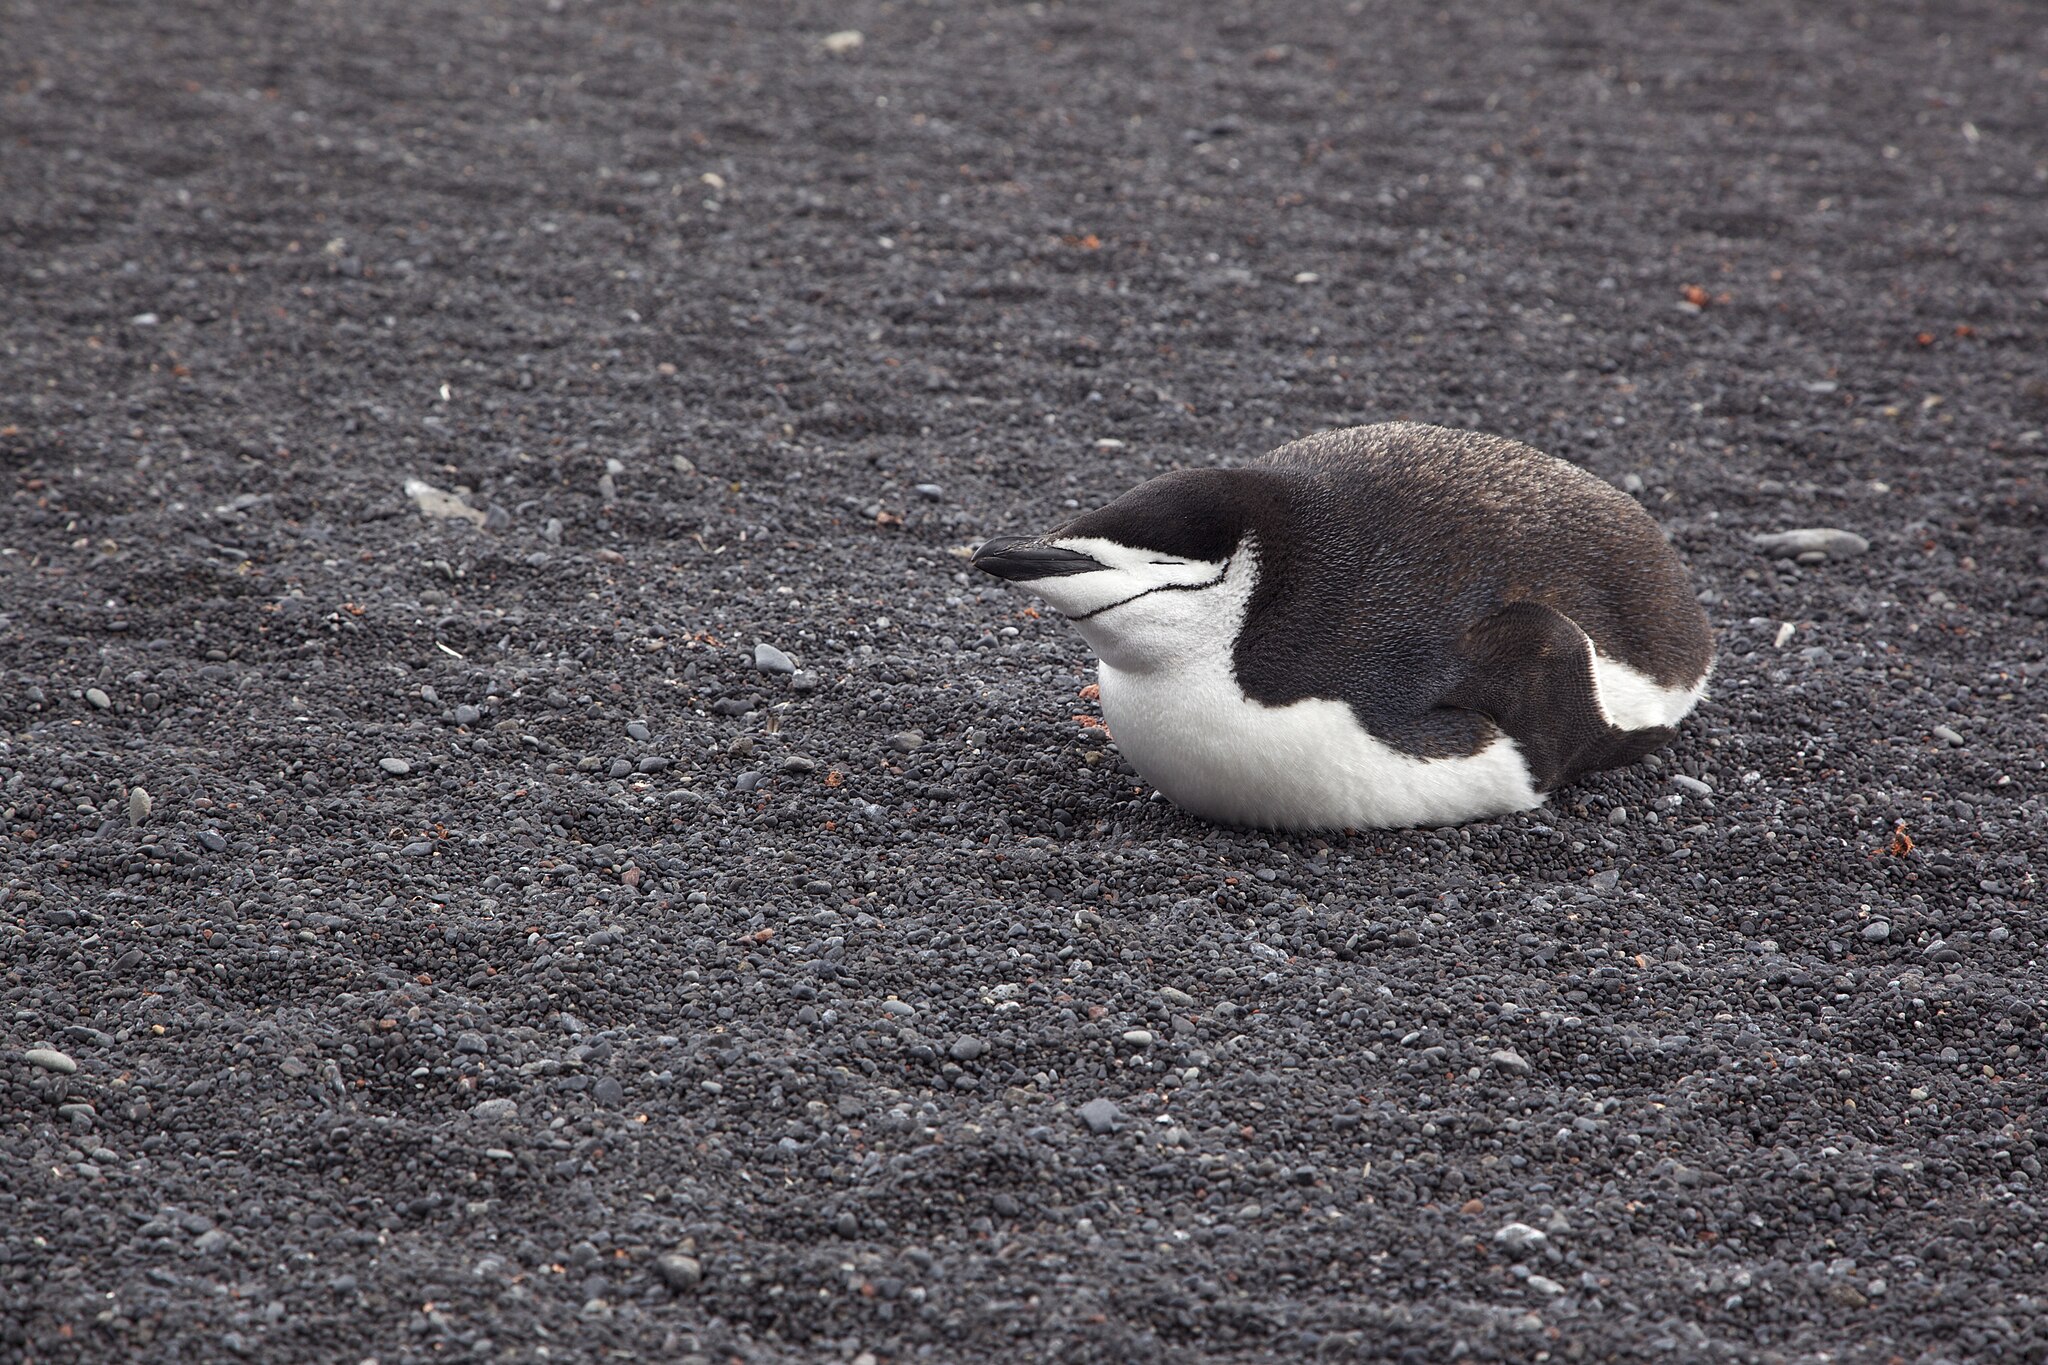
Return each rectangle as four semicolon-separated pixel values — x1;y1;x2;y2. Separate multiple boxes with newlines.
1442;600;1672;792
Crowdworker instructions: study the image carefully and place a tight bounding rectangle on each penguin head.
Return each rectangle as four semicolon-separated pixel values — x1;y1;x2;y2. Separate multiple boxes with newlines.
972;468;1259;671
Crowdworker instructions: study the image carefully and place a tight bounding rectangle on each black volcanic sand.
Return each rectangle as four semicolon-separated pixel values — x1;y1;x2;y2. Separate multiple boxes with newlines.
4;2;2046;1361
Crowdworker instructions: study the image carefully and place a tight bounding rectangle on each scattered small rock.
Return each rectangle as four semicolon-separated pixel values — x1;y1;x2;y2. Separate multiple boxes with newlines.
1076;1097;1123;1134
472;1098;518;1122
656;1253;702;1290
754;643;796;674
24;1048;78;1075
1121;1029;1154;1047
379;757;411;776
886;730;925;754
1495;1222;1549;1251
1750;528;1870;560
86;687;112;710
1931;724;1964;748
1487;1049;1533;1077
404;477;487;527
1670;775;1712;797
822;29;864;53
128;787;152;825
948;1036;986;1061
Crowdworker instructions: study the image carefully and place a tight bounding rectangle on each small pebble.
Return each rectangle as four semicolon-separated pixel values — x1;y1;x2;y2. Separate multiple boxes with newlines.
1608;806;1628;826
128;787;152;825
949;1036;986;1061
656;1253;702;1290
379;757;411;776
1670;775;1712;797
24;1048;78;1075
913;483;944;500
1861;921;1891;942
1495;1222;1549;1251
1750;528;1870;559
196;829;227;852
754;643;796;674
1159;986;1197;1009
472;1098;518;1122
886;730;925;754
1931;724;1964;747
626;720;651;742
453;704;482;726
1527;1275;1566;1297
1121;1029;1154;1047
1488;1049;1533;1077
593;1077;625;1106
86;687;112;710
1076;1098;1124;1134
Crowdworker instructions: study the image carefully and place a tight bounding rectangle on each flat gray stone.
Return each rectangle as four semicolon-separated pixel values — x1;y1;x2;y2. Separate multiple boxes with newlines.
753;642;796;674
379;757;411;775
1750;527;1870;559
1077;1097;1123;1134
1488;1049;1533;1076
24;1048;77;1074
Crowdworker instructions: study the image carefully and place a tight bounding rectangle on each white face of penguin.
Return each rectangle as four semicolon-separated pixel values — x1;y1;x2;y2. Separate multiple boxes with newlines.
972;533;1249;674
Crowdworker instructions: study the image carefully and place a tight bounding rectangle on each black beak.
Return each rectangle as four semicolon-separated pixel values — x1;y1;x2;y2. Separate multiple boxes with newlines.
970;535;1105;582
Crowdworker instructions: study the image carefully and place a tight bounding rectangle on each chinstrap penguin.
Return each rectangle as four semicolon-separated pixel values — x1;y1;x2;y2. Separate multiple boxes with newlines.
972;422;1714;831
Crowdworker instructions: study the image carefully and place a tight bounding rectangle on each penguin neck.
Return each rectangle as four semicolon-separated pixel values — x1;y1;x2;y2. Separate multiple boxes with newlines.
1070;545;1260;677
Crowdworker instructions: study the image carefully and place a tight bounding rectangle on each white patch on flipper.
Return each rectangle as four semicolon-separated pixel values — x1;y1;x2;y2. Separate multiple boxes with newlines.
1584;634;1710;731
1057;547;1544;830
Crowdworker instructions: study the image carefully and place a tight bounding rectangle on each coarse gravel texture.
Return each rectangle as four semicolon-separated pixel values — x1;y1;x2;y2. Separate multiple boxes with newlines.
4;1;2047;1362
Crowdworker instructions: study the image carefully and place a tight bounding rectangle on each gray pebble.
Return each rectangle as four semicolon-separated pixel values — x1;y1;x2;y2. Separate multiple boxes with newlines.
1670;775;1712;797
1749;527;1870;559
1494;1221;1550;1251
1527;1274;1566;1297
193;1229;231;1255
913;483;944;500
655;1253;702;1290
881;1000;915;1017
886;730;926;754
753;642;796;674
626;720;651;742
85;687;112;709
196;829;227;852
1608;806;1628;826
790;671;820;692
453;703;482;727
1931;724;1965;747
1862;921;1892;942
379;757;411;776
609;759;633;778
780;755;816;774
128;787;152;825
472;1098;518;1122
949;1036;986;1061
593;1077;625;1106
635;756;669;774
25;1047;78;1074
1159;986;1197;1009
456;1032;489;1055
1488;1049;1533;1077
1077;1097;1123;1134
1121;1028;1154;1047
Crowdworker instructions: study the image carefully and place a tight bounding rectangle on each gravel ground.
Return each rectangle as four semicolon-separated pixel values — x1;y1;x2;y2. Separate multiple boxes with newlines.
4;2;2046;1361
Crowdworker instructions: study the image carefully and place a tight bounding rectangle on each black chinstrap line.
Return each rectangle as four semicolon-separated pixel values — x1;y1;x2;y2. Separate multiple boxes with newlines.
1068;560;1230;621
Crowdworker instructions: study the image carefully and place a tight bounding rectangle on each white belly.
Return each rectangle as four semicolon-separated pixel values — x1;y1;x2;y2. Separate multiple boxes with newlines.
1096;660;1543;831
